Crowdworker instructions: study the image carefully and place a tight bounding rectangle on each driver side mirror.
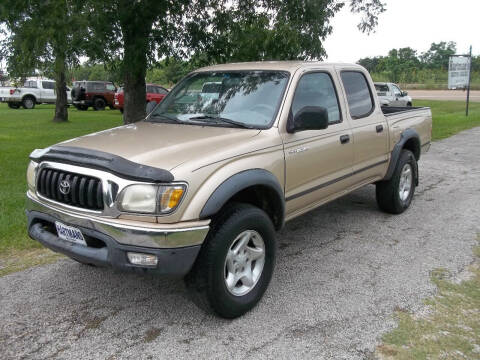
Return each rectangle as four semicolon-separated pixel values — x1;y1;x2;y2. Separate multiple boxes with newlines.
401;91;408;96
287;106;329;133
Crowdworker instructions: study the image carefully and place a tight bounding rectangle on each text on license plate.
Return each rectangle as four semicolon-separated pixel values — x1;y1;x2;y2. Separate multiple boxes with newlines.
55;221;87;246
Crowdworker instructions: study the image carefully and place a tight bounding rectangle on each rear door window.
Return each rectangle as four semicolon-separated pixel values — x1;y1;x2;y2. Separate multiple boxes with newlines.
340;71;374;119
106;83;116;91
23;80;38;88
146;85;155;93
291;72;341;124
374;84;389;93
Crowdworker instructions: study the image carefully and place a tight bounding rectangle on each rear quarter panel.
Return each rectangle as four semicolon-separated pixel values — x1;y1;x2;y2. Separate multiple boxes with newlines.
386;107;433;152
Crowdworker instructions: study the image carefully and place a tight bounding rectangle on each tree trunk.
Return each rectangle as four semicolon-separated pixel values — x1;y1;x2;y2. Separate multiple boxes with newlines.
53;56;68;123
122;28;149;124
123;70;146;124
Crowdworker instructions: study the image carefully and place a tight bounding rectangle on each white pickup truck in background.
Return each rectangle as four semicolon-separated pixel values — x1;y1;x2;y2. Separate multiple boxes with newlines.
374;82;412;107
0;78;72;109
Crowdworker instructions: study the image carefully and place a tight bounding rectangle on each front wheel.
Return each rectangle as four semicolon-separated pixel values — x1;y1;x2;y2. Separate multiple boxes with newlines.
376;149;417;214
185;203;276;318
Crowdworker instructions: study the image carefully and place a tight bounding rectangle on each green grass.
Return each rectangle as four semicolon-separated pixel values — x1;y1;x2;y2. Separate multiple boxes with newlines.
0;103;122;274
377;236;480;359
414;100;480;140
0;100;479;275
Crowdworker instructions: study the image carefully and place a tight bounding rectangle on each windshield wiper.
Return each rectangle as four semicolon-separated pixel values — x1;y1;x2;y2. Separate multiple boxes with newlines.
188;115;254;129
149;113;184;124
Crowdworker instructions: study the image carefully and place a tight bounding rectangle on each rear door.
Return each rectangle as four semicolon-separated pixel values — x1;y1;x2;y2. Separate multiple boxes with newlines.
282;69;355;216
338;68;389;186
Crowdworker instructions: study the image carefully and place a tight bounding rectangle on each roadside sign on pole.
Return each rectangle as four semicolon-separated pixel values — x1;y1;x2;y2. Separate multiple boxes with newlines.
448;56;471;90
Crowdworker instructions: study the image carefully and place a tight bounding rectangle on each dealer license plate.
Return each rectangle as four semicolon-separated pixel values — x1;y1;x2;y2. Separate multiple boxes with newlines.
55;221;87;246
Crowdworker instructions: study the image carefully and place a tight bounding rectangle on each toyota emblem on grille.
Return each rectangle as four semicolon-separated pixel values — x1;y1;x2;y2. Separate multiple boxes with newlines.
59;180;71;195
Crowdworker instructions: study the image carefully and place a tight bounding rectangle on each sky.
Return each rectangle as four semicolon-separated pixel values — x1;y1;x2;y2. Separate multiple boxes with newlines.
324;0;479;63
1;0;477;71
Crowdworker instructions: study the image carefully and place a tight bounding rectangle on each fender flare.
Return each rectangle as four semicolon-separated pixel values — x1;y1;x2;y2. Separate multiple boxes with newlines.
384;128;420;181
199;169;285;228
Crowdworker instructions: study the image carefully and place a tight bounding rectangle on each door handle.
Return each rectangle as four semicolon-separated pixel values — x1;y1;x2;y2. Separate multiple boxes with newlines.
376;125;384;133
340;134;350;144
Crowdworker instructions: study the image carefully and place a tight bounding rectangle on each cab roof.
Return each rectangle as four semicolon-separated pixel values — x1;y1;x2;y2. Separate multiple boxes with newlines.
194;61;363;73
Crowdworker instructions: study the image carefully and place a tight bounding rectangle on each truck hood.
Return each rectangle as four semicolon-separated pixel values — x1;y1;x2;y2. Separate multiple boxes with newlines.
57;121;261;171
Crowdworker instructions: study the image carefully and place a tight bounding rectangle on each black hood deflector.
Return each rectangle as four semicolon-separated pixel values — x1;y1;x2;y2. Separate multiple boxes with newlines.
30;146;174;183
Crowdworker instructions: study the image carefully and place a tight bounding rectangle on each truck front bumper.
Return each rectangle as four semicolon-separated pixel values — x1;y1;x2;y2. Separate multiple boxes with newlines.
26;193;209;276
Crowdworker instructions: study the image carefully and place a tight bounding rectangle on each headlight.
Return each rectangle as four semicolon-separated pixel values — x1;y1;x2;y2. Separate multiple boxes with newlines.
26;161;38;191
118;184;186;214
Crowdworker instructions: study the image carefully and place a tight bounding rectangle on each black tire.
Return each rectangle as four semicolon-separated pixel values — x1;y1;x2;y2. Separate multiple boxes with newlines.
407;102;412;107
7;102;20;109
75;104;88;111
185;203;276;318
93;97;106;111
120;108;124;114
376;149;417;214
22;96;36;109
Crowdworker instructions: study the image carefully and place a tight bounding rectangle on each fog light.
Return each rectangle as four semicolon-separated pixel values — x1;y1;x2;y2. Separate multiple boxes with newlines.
127;252;158;266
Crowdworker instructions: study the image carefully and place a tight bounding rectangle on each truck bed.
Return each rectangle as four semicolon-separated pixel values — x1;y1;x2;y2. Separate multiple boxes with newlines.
382;106;432;154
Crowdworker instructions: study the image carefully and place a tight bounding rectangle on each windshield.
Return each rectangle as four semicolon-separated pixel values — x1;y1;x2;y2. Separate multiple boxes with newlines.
149;71;290;128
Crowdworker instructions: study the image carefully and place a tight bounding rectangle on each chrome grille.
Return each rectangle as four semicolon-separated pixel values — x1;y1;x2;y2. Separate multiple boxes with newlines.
37;168;104;211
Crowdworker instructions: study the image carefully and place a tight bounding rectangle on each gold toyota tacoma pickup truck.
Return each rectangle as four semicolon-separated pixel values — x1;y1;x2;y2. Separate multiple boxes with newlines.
26;62;432;318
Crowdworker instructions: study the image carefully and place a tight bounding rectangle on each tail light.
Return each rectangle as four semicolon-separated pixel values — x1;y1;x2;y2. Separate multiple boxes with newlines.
9;89;15;95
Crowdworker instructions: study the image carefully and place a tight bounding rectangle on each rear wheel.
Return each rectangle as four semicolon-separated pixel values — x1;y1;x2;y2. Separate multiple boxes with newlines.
75;104;88;111
7;102;20;109
22;96;36;109
93;97;106;111
185;203;276;318
376;149;417;214
407;102;412;107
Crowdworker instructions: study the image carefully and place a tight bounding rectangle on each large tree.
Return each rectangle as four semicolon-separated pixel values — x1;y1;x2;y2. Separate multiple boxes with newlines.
85;0;386;124
421;41;456;70
0;0;86;122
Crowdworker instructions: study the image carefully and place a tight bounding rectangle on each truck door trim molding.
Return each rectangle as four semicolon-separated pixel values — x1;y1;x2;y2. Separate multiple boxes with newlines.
286;159;388;202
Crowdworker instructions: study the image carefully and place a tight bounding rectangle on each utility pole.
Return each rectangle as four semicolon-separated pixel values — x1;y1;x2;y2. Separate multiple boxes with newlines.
466;45;472;116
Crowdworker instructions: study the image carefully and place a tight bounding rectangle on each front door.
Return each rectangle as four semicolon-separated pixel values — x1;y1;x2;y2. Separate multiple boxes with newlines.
41;81;56;103
282;70;354;217
390;84;406;106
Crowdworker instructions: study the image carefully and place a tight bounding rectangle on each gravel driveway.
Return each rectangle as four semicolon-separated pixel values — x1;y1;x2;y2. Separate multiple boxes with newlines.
1;128;479;360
